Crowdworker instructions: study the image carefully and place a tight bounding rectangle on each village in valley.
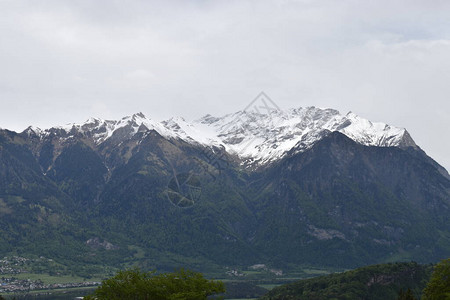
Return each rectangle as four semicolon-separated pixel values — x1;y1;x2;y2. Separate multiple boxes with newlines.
0;256;99;294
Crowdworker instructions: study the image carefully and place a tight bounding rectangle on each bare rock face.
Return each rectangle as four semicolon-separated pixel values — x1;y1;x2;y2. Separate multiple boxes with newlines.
86;237;119;250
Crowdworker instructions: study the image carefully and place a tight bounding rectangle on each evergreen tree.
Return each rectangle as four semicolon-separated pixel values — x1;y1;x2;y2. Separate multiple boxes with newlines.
398;288;417;300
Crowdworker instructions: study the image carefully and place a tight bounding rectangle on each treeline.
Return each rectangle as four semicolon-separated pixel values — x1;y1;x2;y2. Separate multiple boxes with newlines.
260;260;450;300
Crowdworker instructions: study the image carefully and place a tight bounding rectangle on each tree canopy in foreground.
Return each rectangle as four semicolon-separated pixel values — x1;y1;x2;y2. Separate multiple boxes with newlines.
84;268;225;300
422;258;450;300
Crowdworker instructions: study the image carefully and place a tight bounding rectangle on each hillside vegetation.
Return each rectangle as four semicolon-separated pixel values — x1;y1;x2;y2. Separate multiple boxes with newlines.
260;262;432;300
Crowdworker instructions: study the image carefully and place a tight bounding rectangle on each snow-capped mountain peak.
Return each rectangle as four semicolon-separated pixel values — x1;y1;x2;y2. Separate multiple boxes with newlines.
191;107;416;165
23;126;44;137
21;107;416;167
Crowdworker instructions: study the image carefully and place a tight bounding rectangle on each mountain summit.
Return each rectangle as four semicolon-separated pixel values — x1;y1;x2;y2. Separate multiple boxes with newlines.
23;107;418;167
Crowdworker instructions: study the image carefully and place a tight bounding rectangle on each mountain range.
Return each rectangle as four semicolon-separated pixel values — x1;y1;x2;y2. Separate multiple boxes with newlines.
0;106;449;275
23;106;419;167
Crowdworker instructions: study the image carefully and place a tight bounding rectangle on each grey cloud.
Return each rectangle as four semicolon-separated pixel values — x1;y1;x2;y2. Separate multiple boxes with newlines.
0;0;449;170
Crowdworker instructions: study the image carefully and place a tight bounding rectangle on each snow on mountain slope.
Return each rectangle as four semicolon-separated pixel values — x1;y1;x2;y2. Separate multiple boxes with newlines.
22;107;415;166
195;107;416;165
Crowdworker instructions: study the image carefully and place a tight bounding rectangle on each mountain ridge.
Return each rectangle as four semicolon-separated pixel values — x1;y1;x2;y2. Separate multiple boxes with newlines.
19;106;426;171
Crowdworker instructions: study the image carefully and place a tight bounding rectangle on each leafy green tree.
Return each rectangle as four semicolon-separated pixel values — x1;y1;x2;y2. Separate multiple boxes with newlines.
84;268;225;300
422;258;450;300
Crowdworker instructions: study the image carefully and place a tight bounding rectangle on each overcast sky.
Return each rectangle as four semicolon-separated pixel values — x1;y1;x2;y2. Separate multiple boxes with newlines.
0;0;449;171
